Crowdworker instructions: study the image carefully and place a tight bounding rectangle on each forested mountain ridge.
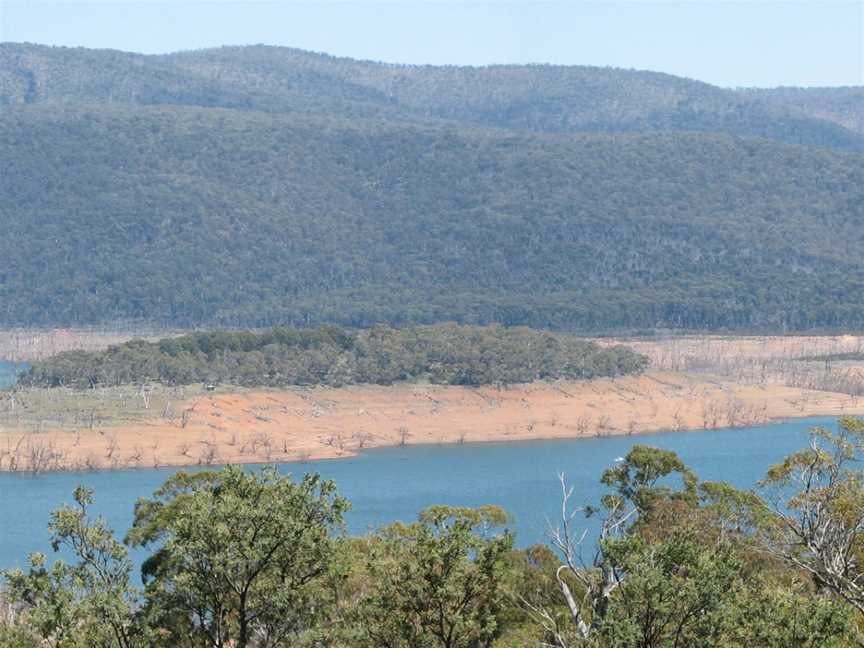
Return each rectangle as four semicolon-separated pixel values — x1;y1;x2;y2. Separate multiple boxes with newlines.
1;42;861;151
1;102;862;331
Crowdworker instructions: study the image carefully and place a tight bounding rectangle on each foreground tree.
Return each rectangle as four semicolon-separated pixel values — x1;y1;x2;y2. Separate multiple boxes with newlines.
352;505;514;648
528;443;860;647
2;486;143;648
755;416;864;613
126;466;348;648
532;446;696;642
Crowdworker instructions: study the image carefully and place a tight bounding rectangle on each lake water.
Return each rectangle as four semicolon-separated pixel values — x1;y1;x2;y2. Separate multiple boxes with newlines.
0;361;25;389
0;416;836;572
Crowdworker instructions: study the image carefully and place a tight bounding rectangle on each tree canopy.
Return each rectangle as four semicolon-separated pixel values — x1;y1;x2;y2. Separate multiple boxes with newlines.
18;324;648;388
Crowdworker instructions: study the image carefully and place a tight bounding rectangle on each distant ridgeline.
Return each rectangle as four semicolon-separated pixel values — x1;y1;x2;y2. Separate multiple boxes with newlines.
17;324;648;389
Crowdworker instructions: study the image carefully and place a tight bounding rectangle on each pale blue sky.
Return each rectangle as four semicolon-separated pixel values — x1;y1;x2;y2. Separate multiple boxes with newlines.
0;1;861;88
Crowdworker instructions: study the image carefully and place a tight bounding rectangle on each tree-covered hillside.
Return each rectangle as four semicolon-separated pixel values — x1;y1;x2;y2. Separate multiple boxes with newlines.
1;43;861;151
1;103;863;331
0;43;862;333
741;86;864;136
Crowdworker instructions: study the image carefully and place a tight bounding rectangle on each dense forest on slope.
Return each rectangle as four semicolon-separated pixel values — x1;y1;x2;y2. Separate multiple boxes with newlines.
18;324;647;388
0;43;862;333
1;102;862;331
1;43;861;151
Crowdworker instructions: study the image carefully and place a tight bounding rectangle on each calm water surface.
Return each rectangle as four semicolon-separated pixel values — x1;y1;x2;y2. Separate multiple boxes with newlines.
0;361;25;389
0;416;837;571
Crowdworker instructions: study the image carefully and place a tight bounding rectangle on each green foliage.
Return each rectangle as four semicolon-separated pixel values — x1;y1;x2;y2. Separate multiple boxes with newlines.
352;505;514;648
126;466;348;648
599;445;698;515
719;583;855;648
19;324;648;388
592;530;742;646
751;417;864;614
743;86;864;136
2;487;144;647
538;431;864;647
586;529;856;648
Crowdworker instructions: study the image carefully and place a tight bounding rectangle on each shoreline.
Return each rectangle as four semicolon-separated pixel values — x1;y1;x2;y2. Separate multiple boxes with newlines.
0;412;844;477
2;371;863;474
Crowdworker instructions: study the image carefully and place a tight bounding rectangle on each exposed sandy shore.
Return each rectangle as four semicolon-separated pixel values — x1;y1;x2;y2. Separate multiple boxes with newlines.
2;370;863;472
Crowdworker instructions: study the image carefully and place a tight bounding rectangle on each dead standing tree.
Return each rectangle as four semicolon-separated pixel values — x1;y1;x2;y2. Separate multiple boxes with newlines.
138;384;152;410
180;401;199;429
574;415;592;436
523;473;635;646
525;449;697;647
755;417;864;614
397;425;411;447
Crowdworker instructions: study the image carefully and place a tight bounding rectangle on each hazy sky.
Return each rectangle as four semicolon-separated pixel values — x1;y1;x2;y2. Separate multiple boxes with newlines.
0;1;861;88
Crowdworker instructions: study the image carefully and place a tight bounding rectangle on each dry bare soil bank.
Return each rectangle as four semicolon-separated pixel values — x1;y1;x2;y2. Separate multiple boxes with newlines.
1;334;864;472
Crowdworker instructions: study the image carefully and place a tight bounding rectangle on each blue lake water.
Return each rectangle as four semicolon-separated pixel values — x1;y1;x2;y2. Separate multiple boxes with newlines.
0;416;837;573
0;361;25;389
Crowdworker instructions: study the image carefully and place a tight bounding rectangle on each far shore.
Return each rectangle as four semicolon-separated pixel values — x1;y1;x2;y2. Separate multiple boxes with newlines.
2;370;863;473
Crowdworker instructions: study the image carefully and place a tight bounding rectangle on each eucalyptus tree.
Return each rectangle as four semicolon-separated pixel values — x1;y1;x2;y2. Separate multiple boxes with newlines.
529;443;860;647
353;505;514;648
754;416;864;613
126;466;348;648
2;486;144;648
529;446;697;643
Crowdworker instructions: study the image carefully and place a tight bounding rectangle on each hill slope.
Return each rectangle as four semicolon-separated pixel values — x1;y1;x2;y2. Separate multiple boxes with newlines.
1;103;862;331
1;43;861;151
740;87;864;136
